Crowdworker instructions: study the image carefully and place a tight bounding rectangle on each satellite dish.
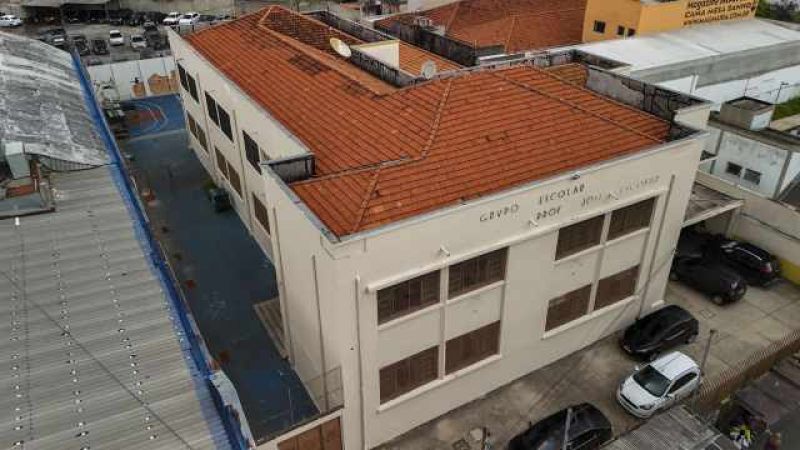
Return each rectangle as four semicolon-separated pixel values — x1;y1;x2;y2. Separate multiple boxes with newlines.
421;60;438;79
330;38;352;58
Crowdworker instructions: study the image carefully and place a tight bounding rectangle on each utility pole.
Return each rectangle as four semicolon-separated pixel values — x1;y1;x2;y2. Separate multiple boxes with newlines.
562;407;572;450
693;328;717;410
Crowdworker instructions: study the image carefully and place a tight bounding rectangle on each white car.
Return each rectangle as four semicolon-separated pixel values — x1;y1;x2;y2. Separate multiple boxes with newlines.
109;30;124;46
162;11;181;26
178;12;200;26
0;14;22;27
617;351;701;418
130;34;146;49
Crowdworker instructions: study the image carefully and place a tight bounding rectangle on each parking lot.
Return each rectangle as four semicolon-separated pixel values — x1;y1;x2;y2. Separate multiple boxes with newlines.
383;279;800;450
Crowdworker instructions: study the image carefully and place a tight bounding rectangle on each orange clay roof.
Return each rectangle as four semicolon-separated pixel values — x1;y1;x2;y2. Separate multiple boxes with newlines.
377;0;586;53
185;7;671;238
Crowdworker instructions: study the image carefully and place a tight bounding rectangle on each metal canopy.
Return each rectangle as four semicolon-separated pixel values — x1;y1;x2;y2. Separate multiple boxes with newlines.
0;168;232;450
684;182;744;228
0;31;108;167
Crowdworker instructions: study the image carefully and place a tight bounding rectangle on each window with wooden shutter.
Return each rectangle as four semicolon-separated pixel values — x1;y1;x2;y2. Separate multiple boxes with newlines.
608;198;655;241
252;194;270;234
545;285;591;331
177;63;188;92
445;321;500;374
218;106;233;140
243;131;262;173
215;147;228;179
186;74;198;101
206;93;219;126
377;271;440;324
277;417;342;450
448;248;507;298
186;112;197;136
595;266;639;310
379;346;438;403
196;126;208;151
227;162;242;197
555;215;604;260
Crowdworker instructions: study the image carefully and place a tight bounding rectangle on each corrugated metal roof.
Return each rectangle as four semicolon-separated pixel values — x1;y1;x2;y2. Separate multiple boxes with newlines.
604;407;736;450
0;31;108;167
0;167;232;450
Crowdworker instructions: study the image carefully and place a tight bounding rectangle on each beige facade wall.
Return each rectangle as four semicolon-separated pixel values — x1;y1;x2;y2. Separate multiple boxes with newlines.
170;30;706;449
263;135;704;448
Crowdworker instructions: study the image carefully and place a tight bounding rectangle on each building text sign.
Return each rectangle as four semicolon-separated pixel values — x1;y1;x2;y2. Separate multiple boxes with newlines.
478;175;661;225
683;0;758;26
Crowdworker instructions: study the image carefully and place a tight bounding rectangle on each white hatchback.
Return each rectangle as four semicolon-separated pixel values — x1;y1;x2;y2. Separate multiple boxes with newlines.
178;12;199;26
109;30;124;46
617;351;701;418
162;11;181;25
0;14;22;27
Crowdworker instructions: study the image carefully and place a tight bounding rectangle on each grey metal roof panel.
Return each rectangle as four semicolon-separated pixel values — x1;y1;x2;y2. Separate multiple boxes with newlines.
0;167;232;450
0;31;108;167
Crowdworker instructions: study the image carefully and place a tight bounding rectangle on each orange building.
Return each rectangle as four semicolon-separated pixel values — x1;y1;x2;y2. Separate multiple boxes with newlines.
583;0;759;43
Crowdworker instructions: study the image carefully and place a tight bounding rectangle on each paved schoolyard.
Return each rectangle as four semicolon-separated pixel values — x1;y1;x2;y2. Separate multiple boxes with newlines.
382;280;800;450
121;95;317;443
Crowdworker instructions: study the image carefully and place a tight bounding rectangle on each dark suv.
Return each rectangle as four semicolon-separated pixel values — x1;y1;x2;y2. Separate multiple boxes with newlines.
621;305;699;360
508;403;612;450
671;255;746;304
708;238;781;286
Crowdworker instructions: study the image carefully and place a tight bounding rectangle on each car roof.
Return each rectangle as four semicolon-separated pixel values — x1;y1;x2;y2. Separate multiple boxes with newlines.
650;305;693;322
650;352;698;380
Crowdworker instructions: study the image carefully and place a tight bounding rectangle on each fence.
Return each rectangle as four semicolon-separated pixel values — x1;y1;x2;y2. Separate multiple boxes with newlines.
691;328;800;415
87;55;178;102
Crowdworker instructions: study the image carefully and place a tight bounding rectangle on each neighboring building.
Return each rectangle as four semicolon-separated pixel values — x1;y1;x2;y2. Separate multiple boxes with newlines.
169;7;711;448
702;98;800;199
582;0;759;43
374;0;587;58
0;31;241;449
575;19;800;109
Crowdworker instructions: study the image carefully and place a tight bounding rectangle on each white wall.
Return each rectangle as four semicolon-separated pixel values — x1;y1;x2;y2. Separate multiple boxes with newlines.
782;152;800;193
690;64;800;110
87;56;177;101
170;30;314;259
706;130;789;197
267;137;703;449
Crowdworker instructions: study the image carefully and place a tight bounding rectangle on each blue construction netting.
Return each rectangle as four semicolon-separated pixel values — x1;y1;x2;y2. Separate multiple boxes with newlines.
72;53;249;450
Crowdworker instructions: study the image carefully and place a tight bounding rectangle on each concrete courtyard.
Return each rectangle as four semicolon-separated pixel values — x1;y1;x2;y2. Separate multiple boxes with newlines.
382;280;800;450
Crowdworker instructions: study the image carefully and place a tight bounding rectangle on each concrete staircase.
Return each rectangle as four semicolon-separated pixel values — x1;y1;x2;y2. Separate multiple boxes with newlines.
254;297;288;359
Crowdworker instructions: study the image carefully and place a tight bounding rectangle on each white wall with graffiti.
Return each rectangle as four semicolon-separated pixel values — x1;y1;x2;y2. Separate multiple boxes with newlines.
87;56;178;102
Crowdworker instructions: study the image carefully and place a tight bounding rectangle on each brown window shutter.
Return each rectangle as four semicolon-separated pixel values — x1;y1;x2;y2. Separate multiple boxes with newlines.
296;427;323;450
321;417;342;450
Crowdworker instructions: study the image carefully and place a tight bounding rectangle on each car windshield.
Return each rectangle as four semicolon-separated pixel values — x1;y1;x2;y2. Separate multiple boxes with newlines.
110;32;121;37
633;365;671;397
132;36;143;41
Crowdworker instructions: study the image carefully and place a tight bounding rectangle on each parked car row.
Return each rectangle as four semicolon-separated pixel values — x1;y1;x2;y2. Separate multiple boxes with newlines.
507;302;707;449
670;228;780;305
162;10;230;27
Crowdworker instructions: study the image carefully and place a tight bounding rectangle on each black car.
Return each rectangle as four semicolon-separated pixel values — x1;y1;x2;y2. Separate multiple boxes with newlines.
126;11;146;26
91;38;109;55
709;238;781;286
208;188;232;212
72;35;90;56
671;255;747;304
621;305;699;360
508;404;612;450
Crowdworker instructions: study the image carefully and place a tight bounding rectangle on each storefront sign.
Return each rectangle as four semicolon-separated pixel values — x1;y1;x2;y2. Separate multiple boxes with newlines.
683;0;757;26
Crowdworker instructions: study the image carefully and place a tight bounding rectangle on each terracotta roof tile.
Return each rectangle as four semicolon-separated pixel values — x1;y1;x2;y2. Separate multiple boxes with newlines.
185;7;671;238
377;0;586;53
